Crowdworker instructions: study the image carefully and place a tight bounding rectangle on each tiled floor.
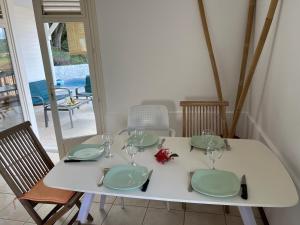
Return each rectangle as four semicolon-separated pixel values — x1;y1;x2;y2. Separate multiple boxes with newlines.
0;153;265;225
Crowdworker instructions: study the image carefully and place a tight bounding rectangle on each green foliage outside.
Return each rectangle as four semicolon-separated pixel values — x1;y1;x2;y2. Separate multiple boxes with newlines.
51;47;88;66
51;23;88;66
0;39;9;54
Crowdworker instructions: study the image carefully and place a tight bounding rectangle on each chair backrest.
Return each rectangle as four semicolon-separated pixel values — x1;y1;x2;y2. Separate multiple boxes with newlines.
85;75;92;93
128;105;170;133
0;121;54;198
180;101;229;137
29;80;49;105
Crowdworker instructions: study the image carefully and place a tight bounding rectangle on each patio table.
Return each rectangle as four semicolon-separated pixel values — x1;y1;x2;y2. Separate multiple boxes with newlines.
44;135;298;225
44;98;91;128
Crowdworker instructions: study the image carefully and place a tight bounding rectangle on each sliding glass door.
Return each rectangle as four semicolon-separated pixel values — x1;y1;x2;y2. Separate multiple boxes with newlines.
0;27;24;131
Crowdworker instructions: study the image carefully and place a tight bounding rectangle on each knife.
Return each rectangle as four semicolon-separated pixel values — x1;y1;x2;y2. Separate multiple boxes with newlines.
141;170;153;192
241;175;248;200
64;159;97;163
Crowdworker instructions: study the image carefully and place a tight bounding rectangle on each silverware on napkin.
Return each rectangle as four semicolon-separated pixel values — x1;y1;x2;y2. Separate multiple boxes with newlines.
240;175;248;200
224;139;231;151
141;170;153;192
64;159;97;163
97;168;110;187
188;171;194;192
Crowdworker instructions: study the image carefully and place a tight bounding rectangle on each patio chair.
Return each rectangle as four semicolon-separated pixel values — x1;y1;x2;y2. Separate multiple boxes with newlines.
119;104;176;136
29;80;72;127
0;121;93;225
75;75;92;99
180;101;229;137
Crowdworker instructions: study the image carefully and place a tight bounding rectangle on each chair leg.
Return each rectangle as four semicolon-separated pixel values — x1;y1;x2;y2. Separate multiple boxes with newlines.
44;204;73;225
44;107;48;127
99;195;107;210
67;211;79;225
166;202;170;211
182;203;187;211
76;201;93;222
224;205;230;214
121;197;125;209
77;193;94;224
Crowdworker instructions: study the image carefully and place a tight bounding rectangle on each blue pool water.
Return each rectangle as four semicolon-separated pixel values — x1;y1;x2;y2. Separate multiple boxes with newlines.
56;78;85;88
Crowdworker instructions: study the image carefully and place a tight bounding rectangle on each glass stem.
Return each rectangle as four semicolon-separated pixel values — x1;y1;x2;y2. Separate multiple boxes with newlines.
212;159;215;170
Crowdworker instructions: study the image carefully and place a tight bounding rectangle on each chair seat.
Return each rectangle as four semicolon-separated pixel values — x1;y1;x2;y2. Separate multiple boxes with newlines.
19;180;75;204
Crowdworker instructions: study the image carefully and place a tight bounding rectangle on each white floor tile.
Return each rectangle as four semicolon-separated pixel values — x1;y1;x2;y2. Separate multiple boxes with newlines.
184;212;226;225
143;208;184;225
0;193;14;211
0;200;31;222
115;197;149;207
102;205;146;225
81;203;112;225
225;215;264;225
186;203;224;214
0;219;24;225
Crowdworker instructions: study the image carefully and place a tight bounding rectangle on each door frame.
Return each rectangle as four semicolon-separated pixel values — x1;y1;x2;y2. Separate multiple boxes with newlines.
0;0;38;133
32;0;106;157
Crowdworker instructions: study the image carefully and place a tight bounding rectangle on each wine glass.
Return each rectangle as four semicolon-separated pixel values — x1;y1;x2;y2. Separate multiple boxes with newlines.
132;129;145;151
206;138;223;170
101;134;114;158
126;144;138;166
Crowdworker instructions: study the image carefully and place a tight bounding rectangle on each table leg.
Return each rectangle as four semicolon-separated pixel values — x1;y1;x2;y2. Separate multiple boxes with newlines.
76;193;94;224
99;195;106;209
69;110;74;128
238;207;257;225
44;107;48;127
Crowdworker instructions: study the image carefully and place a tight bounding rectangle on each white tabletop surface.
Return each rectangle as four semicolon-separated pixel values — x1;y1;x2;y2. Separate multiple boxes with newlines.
44;135;298;208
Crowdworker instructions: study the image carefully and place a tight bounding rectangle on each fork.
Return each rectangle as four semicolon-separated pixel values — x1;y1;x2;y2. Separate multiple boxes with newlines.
157;138;166;149
97;168;110;187
188;171;194;192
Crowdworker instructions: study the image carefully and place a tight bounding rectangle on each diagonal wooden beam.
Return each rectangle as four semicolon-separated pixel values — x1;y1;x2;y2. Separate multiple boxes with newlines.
234;0;256;113
197;0;228;137
229;0;279;137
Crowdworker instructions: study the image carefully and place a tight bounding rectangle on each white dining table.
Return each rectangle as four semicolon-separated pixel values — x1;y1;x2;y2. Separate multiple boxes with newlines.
44;135;298;225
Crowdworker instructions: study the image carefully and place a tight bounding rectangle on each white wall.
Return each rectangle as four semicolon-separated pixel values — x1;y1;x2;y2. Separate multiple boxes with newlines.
95;0;249;134
8;0;45;82
248;0;300;224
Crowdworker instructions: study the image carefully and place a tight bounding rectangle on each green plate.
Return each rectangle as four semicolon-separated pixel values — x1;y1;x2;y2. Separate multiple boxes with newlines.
67;144;105;160
128;133;159;147
191;135;225;150
191;169;240;197
103;165;149;190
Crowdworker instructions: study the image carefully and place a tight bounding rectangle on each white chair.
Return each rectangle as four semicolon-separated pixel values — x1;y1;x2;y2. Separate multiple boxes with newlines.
120;105;176;137
100;105;175;210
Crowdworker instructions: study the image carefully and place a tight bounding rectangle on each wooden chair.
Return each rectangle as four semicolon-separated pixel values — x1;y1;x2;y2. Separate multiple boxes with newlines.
0;121;93;225
180;101;229;137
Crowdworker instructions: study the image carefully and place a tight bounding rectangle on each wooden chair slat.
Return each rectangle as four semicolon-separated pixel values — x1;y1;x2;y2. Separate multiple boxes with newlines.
0;121;90;225
17;130;49;176
9;133;42;183
180;101;229;137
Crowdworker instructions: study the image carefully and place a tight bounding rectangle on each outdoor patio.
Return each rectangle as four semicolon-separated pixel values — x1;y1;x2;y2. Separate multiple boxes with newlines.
33;101;97;150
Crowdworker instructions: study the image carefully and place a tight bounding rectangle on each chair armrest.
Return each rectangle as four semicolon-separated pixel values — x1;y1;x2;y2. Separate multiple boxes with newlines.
169;128;176;137
55;87;72;97
31;96;45;107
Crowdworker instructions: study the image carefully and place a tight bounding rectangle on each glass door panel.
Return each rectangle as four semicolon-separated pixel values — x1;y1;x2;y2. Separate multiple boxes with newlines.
42;22;97;149
0;27;24;131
